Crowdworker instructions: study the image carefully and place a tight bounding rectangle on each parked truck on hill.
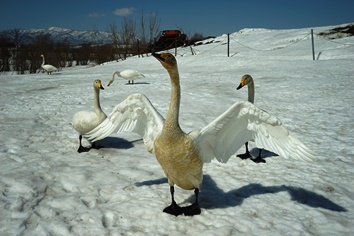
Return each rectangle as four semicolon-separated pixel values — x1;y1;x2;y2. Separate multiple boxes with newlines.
153;30;187;51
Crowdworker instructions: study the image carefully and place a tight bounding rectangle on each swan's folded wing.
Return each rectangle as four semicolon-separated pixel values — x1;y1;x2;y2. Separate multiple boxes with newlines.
121;70;145;78
83;93;164;153
195;101;317;163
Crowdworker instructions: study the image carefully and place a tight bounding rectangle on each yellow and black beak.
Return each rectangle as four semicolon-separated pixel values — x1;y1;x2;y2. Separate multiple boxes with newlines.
99;82;104;90
236;79;246;90
152;52;165;62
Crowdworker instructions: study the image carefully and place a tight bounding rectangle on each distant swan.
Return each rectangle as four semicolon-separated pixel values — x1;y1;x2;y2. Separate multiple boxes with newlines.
236;74;266;163
108;70;145;86
84;53;317;216
40;54;57;75
72;79;106;153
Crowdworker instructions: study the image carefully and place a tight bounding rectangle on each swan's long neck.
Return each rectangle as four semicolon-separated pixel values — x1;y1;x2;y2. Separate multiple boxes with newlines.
108;72;118;86
247;80;255;104
41;56;45;67
93;87;103;114
165;68;182;132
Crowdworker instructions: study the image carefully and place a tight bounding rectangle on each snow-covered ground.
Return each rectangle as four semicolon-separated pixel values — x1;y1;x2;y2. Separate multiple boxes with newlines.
1;24;353;235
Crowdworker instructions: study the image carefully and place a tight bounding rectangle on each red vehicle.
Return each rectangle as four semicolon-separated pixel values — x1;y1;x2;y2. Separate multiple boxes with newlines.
154;30;187;51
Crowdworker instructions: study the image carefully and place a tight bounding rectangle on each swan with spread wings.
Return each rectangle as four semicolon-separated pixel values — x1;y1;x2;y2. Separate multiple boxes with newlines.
84;52;317;216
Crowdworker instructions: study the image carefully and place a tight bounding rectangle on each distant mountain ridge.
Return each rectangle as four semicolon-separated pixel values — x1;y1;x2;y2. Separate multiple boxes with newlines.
0;27;112;45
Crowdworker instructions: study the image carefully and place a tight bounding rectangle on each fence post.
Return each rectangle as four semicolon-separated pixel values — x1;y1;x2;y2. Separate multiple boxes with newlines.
175;41;177;56
227;33;230;57
137;39;140;58
311;29;315;60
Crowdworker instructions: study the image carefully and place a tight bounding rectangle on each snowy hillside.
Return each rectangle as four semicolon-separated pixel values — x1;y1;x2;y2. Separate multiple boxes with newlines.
0;24;353;235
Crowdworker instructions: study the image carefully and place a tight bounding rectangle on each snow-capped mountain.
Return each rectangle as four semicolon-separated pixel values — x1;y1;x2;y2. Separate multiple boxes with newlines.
0;27;112;45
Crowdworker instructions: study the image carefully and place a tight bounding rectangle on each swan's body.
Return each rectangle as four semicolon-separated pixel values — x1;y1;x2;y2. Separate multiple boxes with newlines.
40;54;57;75
108;70;145;86
236;74;265;163
84;53;317;216
72;79;106;153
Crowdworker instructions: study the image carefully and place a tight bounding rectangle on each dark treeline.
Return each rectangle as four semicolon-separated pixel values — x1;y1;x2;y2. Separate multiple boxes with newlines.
0;31;143;75
0;13;204;75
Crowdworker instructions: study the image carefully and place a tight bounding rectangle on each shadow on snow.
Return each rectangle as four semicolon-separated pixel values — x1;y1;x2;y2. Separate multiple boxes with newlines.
135;174;347;212
96;137;143;150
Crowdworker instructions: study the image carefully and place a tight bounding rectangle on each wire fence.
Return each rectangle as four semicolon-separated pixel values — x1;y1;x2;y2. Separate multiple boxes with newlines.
175;29;354;60
229;33;311;52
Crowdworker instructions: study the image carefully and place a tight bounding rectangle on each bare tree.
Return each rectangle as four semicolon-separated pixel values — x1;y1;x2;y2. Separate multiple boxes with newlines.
108;22;121;61
148;13;161;48
137;10;146;57
55;38;72;68
0;34;12;72
138;10;147;46
121;17;136;59
11;29;27;74
73;43;92;66
136;11;161;56
107;12;160;59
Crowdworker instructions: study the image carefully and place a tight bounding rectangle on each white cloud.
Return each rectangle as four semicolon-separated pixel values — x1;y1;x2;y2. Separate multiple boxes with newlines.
113;8;136;16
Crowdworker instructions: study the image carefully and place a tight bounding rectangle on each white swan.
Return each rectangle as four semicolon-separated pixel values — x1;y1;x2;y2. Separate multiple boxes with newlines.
40;54;58;75
108;70;145;86
236;74;265;163
84;53;317;216
72;79;107;153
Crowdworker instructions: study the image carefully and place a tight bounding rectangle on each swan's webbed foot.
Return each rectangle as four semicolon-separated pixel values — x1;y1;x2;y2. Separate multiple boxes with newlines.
183;188;201;216
237;152;252;160
252;156;266;163
77;145;90;153
164;186;184;216
252;149;266;163
163;200;184;216
77;136;103;153
237;152;266;163
237;146;266;163
183;202;201;216
238;142;252;160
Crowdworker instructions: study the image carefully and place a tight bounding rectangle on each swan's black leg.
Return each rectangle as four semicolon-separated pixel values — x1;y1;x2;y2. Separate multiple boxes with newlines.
252;149;266;163
163;186;183;216
77;135;90;153
237;142;266;163
237;142;252;160
183;188;201;216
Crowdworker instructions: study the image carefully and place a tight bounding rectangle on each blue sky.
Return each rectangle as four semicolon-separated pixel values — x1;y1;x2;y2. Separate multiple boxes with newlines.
1;0;353;36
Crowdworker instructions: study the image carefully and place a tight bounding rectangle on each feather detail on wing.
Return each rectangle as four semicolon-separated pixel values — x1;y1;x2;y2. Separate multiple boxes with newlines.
193;101;317;163
83;93;164;153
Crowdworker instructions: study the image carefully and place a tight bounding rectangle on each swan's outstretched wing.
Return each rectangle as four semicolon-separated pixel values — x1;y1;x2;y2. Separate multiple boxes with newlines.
194;101;317;163
83;93;164;153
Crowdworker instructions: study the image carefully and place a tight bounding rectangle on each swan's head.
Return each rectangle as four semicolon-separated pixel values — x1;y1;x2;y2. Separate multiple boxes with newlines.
237;74;254;90
152;52;177;70
107;71;120;86
40;54;44;57
94;79;104;90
